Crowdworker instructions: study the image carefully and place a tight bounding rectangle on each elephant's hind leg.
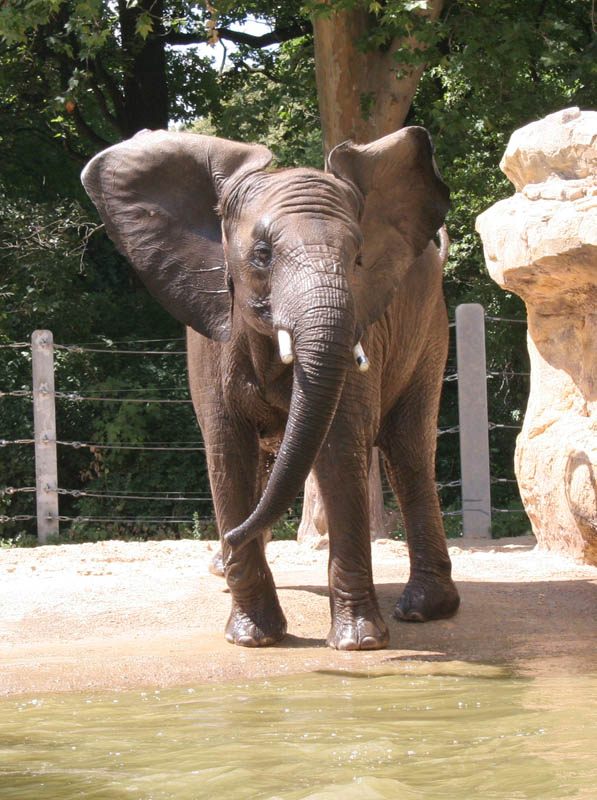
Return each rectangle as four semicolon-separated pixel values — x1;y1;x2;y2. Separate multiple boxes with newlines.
379;380;460;624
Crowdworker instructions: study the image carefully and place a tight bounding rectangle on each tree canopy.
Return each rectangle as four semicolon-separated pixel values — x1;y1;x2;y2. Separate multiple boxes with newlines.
1;0;595;540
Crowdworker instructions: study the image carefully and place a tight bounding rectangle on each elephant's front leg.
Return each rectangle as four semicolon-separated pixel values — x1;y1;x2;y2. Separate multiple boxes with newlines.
314;434;389;651
207;445;273;579
205;419;287;647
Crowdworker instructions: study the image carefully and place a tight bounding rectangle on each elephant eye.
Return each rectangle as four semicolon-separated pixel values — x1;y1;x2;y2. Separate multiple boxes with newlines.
252;243;272;269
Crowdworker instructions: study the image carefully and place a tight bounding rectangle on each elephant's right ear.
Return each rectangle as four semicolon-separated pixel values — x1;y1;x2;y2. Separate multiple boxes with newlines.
81;130;273;342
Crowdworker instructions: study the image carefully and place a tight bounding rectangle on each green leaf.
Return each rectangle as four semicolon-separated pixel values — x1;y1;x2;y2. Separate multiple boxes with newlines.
135;11;153;39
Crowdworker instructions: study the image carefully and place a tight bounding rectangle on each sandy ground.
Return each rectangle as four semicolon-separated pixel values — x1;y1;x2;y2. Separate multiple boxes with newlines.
1;536;597;697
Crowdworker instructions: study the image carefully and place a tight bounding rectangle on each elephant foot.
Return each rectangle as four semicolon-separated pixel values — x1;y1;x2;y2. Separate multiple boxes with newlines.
225;601;287;647
395;575;460;622
327;602;389;651
208;549;225;577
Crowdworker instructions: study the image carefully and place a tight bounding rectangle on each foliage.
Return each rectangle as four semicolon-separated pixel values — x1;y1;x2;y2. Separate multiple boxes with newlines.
0;186;205;536
0;192;98;530
0;0;309;153
190;36;323;168
408;0;595;535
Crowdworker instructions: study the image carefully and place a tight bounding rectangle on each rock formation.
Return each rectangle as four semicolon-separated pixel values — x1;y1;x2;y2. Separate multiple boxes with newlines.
476;107;597;564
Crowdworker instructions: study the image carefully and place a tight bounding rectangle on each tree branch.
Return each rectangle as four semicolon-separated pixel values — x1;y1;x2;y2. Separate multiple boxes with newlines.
35;120;89;164
91;56;127;133
72;106;112;150
89;76;119;130
164;20;311;48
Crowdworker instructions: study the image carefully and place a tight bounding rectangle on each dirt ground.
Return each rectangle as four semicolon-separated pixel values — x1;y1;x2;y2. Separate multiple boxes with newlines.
2;536;597;697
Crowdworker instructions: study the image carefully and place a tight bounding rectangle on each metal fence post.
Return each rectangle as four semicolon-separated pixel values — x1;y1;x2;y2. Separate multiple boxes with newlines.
32;330;59;543
455;304;492;538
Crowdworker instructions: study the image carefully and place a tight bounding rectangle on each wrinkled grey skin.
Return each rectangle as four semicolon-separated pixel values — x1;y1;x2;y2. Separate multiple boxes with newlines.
81;127;460;650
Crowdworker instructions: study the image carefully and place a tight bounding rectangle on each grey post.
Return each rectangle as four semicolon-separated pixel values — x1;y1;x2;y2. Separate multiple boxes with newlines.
455;304;492;538
32;330;59;543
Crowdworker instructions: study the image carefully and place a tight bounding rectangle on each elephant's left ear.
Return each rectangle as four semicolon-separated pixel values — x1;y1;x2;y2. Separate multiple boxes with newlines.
328;126;450;330
81;130;273;342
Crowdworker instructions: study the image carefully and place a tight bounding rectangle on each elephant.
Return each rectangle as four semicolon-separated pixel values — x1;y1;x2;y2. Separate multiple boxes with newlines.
81;126;460;650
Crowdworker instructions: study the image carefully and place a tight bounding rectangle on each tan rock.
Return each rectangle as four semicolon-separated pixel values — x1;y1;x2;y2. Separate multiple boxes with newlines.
500;107;597;191
476;108;597;565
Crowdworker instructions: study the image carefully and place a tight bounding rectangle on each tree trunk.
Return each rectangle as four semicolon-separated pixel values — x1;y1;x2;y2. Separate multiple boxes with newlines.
117;0;169;136
313;0;444;156
298;0;444;541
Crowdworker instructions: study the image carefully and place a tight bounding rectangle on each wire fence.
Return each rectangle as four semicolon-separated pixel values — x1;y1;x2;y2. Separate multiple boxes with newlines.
1;308;531;540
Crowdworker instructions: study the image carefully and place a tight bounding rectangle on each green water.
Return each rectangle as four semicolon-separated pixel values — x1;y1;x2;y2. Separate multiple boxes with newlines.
2;663;597;800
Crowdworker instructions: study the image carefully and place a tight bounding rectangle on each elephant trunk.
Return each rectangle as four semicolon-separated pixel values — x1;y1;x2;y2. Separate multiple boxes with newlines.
224;272;355;552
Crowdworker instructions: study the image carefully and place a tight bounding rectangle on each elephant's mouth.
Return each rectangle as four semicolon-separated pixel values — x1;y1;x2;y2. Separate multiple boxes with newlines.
247;295;273;329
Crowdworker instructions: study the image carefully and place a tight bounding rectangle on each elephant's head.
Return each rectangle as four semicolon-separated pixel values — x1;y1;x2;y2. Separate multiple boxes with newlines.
81;128;449;551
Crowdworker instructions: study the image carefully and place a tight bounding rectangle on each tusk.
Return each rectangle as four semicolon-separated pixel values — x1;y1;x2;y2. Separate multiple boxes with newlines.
353;341;370;372
277;329;294;364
